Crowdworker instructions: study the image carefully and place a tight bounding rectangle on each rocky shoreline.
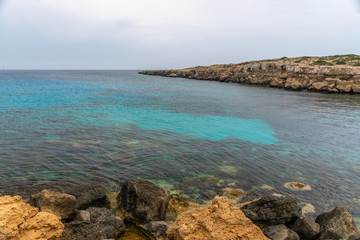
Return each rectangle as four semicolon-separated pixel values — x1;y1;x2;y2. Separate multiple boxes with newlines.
1;179;359;240
139;55;360;94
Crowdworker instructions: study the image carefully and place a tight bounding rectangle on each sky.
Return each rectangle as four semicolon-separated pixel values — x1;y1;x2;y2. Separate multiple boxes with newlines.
0;0;359;70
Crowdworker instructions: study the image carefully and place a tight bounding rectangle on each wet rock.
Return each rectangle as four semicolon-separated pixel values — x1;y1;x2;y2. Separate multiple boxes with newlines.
315;207;360;240
222;187;246;199
242;195;301;225
167;196;268;240
61;207;125;240
30;189;77;219
117;179;168;223
166;194;198;221
263;224;299;240
290;217;320;240
0;195;64;240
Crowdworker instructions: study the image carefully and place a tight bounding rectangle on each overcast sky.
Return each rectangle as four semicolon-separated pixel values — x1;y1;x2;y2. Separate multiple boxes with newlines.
0;0;359;69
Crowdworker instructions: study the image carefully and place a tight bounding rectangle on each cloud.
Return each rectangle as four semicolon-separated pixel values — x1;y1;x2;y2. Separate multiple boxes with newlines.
0;0;359;69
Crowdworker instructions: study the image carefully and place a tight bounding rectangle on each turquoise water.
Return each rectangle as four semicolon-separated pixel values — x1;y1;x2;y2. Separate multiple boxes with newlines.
1;70;360;219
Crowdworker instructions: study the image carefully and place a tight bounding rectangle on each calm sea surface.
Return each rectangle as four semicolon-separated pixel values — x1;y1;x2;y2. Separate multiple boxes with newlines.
1;70;360;220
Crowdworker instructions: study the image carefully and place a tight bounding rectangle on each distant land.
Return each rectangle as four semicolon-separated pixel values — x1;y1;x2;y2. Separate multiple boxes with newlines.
140;55;360;94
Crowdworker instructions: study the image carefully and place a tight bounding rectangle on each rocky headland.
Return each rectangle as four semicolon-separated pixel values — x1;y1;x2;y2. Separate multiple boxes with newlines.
139;55;360;94
1;179;359;240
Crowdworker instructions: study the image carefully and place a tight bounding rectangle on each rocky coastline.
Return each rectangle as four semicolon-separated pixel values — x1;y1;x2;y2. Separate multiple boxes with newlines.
139;55;360;94
1;179;359;240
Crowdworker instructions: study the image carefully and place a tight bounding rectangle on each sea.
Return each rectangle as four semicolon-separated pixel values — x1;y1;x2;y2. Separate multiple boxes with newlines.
0;70;360;221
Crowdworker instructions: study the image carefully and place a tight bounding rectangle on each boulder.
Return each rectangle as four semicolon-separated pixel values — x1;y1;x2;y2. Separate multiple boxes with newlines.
242;195;301;225
117;179;168;223
166;196;268;240
38;180;111;210
315;207;360;240
290;217;320;240
30;189;77;219
61;207;125;240
0;195;64;240
263;224;299;240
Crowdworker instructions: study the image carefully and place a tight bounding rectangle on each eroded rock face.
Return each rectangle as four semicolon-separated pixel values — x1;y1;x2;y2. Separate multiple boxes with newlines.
117;179;168;224
30;189;77;219
315;207;360;240
61;207;125;240
166;196;269;240
242;195;302;225
139;59;360;94
0;195;64;240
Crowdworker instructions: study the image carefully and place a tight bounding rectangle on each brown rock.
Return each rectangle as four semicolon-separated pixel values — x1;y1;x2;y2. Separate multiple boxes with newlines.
263;224;299;240
30;189;77;219
0;195;63;240
166;196;268;240
166;194;198;221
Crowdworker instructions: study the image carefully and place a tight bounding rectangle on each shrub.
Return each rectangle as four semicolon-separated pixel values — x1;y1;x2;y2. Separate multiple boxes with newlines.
313;60;334;66
336;60;347;65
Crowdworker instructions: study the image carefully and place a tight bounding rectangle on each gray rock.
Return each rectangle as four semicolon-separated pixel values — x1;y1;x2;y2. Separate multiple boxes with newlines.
117;179;168;223
61;207;125;240
140;221;171;239
264;224;299;240
29;189;77;219
290;217;319;240
316;207;360;240
242;195;301;225
74;210;91;223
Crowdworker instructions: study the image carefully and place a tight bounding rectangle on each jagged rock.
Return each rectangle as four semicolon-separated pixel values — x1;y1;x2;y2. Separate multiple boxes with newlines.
30;189;77;219
315;207;360;240
0;195;64;240
263;224;299;240
61;207;125;240
117;179;168;223
166;194;198;221
167;196;268;240
242;195;301;225
289;216;319;240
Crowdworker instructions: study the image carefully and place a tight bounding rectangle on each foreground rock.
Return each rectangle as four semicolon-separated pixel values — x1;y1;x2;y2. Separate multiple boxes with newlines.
30;189;77;219
61;207;125;240
290;217;320;240
263;224;299;240
0;195;64;240
167;196;268;240
117;179;168;223
166;194;198;221
315;207;360;240
242;195;302;225
139;55;360;94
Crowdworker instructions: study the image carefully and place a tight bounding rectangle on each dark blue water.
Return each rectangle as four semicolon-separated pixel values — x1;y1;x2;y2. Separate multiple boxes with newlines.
1;70;360;220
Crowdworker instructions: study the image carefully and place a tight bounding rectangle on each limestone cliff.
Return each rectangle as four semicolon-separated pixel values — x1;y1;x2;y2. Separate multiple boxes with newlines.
140;55;360;93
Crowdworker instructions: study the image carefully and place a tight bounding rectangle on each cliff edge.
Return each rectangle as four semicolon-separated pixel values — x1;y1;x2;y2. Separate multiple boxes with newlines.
139;55;360;93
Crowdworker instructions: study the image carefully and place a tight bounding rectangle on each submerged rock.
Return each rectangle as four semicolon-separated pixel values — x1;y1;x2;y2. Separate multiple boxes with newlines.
263;224;299;240
166;194;198;221
30;189;77;219
315;206;360;240
284;182;311;191
61;207;125;240
166;196;268;240
117;179;168;223
242;195;301;225
0;195;64;240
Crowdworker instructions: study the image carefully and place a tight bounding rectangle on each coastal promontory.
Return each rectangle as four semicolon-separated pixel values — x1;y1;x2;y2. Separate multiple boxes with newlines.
140;55;360;93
